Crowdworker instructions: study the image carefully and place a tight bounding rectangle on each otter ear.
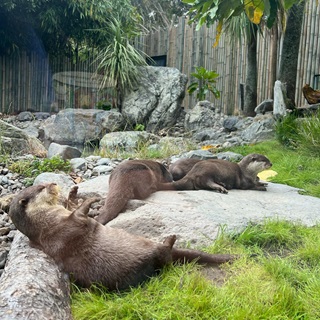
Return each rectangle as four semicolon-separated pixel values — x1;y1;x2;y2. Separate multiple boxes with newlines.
19;199;28;207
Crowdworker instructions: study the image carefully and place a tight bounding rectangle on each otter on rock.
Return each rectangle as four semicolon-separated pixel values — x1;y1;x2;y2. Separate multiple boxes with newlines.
169;158;203;181
9;183;235;291
96;159;174;225
161;153;272;193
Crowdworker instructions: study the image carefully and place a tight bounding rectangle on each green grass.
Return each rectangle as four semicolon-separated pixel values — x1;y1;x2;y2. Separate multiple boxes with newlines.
72;138;320;319
71;220;320;320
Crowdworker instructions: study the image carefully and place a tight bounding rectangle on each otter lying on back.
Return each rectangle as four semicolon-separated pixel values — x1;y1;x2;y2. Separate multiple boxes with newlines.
161;153;272;193
96;159;174;224
9;183;235;291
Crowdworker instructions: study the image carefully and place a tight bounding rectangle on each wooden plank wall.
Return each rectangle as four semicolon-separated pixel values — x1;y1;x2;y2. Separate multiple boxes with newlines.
0;1;319;114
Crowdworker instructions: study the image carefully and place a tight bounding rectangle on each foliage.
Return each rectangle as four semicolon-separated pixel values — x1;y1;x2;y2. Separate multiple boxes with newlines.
95;100;112;111
187;66;220;101
0;0;141;57
294;111;320;156
275;113;299;147
275;111;320;156
71;219;320;319
183;0;299;35
131;0;189;30
95;16;147;111
8;156;71;179
133;123;145;131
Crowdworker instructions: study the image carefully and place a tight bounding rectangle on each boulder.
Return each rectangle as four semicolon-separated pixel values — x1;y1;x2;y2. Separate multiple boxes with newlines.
99;131;159;153
184;100;221;132
122;66;188;132
0;120;47;157
255;99;273;115
41;109;124;147
241;115;276;143
273;80;287;117
47;142;81;160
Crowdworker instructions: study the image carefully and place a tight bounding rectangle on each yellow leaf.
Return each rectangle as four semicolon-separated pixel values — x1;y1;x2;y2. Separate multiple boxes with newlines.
257;169;278;181
213;20;223;47
244;0;264;24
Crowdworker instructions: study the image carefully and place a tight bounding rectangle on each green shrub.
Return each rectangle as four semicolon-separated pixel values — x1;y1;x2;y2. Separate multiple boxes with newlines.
295;110;320;156
9;156;71;179
275;113;299;147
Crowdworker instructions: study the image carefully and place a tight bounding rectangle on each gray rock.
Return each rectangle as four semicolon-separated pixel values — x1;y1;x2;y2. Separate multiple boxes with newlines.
184;100;219;132
42;109;120;146
16;111;34;122
76;175;110;198
193;129;225;142
92;165;113;175
95;110;124;133
215;151;243;161
255;99;273;114
107;183;320;246
34;112;51;120
100;131;159;152
47;142;81;160
69;158;87;171
33;173;75;196
180;149;218;160
122;66;187;132
0;120;47;157
223;116;241;132
273;80;287;116
241;116;276;143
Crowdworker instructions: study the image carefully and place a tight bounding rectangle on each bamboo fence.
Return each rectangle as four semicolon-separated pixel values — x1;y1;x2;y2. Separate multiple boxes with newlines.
0;1;319;114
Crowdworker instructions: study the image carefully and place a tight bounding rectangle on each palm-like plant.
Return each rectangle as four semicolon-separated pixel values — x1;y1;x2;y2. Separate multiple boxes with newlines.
187;66;220;101
96;17;147;111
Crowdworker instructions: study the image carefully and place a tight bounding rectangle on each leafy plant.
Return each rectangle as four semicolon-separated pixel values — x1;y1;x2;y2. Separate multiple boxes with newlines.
9;156;71;179
95;100;112;111
187;66;220;101
95;16;147;111
133;123;145;131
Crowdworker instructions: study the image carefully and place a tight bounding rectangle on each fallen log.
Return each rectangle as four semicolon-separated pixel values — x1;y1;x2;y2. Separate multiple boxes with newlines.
0;231;72;320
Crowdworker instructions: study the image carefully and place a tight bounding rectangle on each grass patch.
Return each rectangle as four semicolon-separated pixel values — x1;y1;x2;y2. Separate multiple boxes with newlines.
71;220;320;319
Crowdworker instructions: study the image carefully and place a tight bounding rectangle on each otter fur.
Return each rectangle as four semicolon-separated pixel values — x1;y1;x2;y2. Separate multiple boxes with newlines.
9;183;235;291
96;159;174;224
161;153;272;193
169;158;203;181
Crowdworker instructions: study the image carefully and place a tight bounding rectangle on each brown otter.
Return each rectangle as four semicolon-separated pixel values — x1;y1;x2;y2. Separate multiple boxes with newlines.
169;158;203;181
9;183;235;291
160;153;272;193
96;159;174;224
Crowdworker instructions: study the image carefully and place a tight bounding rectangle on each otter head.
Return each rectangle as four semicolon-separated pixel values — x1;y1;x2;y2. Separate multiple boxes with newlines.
9;183;60;219
240;153;272;176
8;183;61;240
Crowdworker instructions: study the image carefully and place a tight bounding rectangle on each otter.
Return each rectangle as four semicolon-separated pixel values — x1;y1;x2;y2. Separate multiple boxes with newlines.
96;159;174;224
9;183;235;291
169;158;203;181
160;153;272;193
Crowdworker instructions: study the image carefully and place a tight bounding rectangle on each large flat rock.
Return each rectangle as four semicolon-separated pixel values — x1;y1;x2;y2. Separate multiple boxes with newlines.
106;182;320;247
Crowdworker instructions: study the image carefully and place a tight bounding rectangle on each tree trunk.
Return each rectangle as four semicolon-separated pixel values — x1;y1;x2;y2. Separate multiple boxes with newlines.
278;0;306;109
244;24;258;117
0;232;72;320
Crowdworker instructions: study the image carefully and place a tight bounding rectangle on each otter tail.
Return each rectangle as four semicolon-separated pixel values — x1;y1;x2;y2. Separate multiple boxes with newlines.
171;247;236;265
